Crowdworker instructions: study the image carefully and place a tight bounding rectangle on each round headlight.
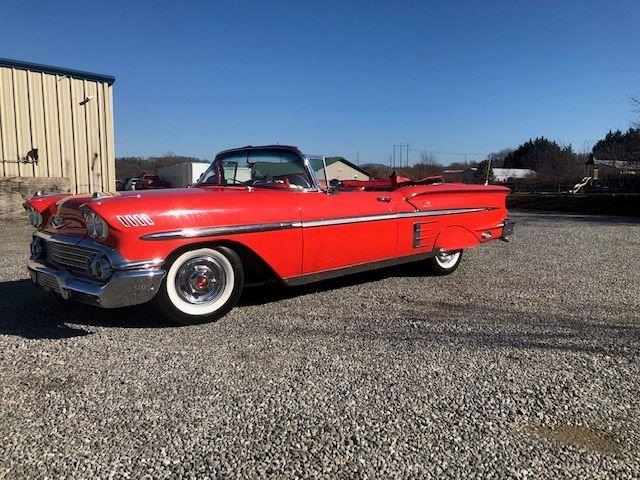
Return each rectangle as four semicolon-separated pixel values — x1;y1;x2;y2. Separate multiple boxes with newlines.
94;216;109;238
26;207;43;228
83;210;109;238
83;210;96;236
30;236;46;259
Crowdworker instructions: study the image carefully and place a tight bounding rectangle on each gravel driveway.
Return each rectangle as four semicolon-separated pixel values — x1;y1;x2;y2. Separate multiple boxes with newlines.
1;213;639;479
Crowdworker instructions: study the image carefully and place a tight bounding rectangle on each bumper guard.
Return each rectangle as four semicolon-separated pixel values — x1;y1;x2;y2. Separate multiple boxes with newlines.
501;218;515;240
28;259;166;309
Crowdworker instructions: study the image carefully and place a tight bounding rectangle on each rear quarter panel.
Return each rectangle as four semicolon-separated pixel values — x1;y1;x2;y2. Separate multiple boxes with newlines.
393;184;509;256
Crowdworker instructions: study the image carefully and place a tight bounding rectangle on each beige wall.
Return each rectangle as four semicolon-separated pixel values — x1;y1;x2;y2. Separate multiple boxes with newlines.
0;66;115;194
325;161;370;181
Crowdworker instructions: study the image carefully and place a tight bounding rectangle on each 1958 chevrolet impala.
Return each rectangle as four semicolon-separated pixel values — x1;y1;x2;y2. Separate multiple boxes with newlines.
25;145;514;324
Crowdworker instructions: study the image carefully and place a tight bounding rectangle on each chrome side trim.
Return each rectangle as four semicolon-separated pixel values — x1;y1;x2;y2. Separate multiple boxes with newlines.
141;207;491;240
301;208;488;228
413;223;422;248
117;259;165;270
142;221;303;240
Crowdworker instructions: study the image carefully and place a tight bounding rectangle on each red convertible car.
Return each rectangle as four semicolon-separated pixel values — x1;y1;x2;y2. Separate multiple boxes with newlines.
25;145;514;324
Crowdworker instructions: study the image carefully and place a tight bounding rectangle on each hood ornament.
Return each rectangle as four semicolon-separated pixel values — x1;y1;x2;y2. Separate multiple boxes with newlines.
51;214;67;229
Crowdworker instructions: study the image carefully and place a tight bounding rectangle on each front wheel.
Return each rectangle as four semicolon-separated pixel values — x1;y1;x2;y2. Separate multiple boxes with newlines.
154;246;244;325
425;250;463;276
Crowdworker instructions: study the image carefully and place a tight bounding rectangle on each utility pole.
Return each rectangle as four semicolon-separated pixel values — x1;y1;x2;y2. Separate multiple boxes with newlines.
356;150;360;166
393;143;409;168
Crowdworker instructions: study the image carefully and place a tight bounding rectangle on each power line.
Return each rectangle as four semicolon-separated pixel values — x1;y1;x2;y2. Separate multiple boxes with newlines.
411;147;488;157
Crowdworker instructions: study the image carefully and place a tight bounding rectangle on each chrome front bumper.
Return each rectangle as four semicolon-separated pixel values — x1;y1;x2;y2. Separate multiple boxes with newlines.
28;231;166;308
28;259;166;308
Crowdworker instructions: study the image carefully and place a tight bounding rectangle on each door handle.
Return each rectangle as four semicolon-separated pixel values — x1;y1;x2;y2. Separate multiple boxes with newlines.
377;196;391;203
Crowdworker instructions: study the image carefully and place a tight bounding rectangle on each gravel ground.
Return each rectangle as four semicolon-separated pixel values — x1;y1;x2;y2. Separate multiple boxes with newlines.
1;213;639;479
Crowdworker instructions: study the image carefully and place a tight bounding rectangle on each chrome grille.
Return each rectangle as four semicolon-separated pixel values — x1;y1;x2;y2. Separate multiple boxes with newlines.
45;241;96;275
37;271;61;293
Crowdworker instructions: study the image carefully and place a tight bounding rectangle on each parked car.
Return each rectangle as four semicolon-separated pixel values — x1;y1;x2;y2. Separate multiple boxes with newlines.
123;177;139;191
24;145;514;325
136;173;171;190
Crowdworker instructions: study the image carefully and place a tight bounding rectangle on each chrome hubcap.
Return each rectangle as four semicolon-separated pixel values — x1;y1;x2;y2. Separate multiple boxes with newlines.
175;256;226;304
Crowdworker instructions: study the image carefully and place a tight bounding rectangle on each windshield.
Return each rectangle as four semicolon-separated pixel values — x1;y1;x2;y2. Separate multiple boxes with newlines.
197;149;314;189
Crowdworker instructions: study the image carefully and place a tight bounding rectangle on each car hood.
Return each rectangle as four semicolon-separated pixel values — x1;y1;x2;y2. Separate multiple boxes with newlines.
42;187;301;237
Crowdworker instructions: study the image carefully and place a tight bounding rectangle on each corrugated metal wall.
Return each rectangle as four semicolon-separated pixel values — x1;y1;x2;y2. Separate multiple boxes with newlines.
0;66;115;193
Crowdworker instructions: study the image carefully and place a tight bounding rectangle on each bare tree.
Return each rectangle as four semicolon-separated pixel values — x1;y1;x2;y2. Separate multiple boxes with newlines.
419;151;438;166
632;93;640;127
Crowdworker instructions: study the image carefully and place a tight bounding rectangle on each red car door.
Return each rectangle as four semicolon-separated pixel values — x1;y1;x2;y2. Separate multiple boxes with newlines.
299;190;398;274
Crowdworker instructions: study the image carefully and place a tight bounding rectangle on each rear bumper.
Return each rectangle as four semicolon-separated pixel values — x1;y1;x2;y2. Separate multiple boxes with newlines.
501;218;515;239
28;259;166;308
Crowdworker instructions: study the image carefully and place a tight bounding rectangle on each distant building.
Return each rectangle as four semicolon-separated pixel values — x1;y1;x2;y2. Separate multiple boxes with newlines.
587;157;639;180
156;162;211;188
492;168;536;183
323;157;370;181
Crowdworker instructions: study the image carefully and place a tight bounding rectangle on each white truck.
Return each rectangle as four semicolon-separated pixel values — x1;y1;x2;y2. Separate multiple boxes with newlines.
156;162;210;188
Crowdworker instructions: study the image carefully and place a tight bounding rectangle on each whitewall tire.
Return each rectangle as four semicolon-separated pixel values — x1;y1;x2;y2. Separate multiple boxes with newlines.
426;250;463;276
154;246;244;324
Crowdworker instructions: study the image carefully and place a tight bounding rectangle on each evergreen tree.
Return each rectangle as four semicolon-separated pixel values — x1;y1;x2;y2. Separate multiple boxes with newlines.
592;128;640;163
474;159;494;184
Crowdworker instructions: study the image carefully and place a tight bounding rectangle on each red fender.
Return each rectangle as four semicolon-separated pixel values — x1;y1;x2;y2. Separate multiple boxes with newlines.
434;225;480;251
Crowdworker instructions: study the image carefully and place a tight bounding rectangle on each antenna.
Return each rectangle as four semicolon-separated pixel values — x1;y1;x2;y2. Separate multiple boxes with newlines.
485;154;493;185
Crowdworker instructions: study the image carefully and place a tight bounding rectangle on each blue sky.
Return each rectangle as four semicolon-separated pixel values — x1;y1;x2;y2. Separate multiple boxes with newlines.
2;1;639;165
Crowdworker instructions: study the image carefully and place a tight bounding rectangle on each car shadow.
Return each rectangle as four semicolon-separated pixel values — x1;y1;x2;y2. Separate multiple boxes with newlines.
0;279;176;339
0;263;434;339
238;261;433;306
2;276;638;359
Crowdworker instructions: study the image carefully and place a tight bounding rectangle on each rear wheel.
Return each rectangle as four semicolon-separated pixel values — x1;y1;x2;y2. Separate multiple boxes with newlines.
154;246;244;325
425;250;463;276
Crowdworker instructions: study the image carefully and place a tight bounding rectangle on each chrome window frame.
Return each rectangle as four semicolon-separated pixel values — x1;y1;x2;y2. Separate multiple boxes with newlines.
304;154;329;192
201;145;322;193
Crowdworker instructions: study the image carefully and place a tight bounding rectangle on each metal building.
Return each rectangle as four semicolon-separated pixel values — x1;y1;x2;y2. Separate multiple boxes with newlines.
0;58;115;196
324;157;370;181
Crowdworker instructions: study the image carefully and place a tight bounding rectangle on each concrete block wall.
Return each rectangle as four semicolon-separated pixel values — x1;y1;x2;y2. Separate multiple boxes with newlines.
0;176;70;220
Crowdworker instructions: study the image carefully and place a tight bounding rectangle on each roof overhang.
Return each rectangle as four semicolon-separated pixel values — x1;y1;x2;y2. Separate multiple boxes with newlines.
0;57;115;85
